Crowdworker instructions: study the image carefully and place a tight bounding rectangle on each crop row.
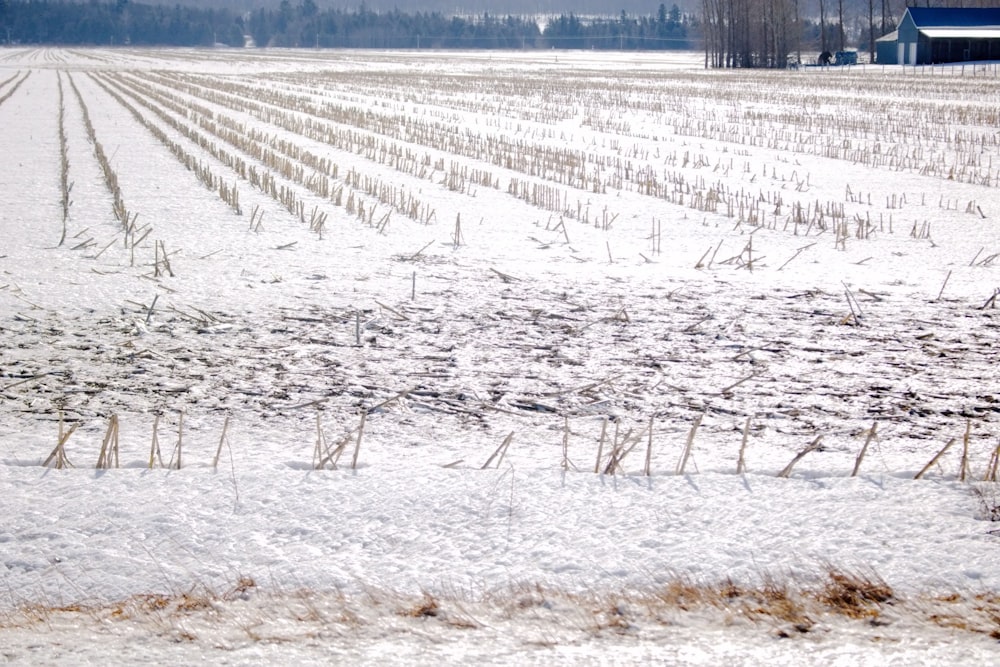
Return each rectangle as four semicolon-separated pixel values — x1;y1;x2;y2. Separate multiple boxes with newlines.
123;70;862;237
42;59;995;262
152;67;991;241
279;65;1000;189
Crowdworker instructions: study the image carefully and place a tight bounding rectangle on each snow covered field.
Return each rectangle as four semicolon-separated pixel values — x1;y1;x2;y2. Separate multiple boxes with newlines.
1;48;1000;663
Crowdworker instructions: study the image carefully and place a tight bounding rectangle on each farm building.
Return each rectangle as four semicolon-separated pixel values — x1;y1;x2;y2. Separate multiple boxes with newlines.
878;6;1000;65
875;30;899;65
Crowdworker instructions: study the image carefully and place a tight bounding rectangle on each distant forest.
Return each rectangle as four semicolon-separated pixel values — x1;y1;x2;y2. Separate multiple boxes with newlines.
0;0;693;49
140;0;693;15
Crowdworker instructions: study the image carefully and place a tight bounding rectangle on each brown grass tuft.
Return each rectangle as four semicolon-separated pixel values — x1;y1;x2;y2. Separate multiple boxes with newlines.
401;592;440;618
819;569;894;619
758;577;813;630
652;578;711;611
225;576;257;600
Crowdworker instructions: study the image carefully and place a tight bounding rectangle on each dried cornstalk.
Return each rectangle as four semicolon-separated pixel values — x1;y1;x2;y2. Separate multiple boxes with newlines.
851;422;877;477
313;411;327;470
168;411;184;470
482;432;514;469
914;438;957;480
985;440;1000;482
603;426;645;475
959;420;971;482
452;213;464;249
643;415;654;476
602;424;629;475
43;417;78;469
676;413;703;475
561;416;576;471
351;411;366;470
777;435;823;478
148;414;163;469
212;415;231;471
594;416;608;474
736;416;750;474
96;414;120;469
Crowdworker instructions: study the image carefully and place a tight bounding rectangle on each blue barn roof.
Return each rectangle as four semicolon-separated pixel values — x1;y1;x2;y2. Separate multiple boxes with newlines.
905;7;1000;28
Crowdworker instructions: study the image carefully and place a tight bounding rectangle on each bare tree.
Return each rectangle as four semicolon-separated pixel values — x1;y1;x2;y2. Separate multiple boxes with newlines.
868;0;875;62
794;0;801;64
819;0;828;53
702;0;796;68
837;0;845;51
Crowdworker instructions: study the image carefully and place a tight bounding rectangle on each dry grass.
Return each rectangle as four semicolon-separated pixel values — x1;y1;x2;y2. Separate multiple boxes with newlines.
818;569;894;619
108;576;257;621
5;569;1000;649
399;592;440;619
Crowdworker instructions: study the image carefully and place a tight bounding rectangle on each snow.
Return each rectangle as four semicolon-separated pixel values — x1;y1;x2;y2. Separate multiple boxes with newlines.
2;47;1000;663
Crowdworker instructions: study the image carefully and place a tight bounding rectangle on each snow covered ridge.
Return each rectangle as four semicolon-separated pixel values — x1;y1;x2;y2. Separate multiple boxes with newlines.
2;48;1000;662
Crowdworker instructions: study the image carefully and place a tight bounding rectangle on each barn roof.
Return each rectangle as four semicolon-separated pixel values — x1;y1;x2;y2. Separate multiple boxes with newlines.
921;28;1000;40
906;7;1000;29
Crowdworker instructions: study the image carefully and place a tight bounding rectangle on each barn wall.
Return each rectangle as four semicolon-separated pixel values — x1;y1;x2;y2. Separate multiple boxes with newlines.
876;39;897;64
896;11;919;65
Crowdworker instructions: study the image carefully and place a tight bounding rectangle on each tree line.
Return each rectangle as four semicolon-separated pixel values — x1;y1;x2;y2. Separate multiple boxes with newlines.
7;0;980;68
0;0;692;50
